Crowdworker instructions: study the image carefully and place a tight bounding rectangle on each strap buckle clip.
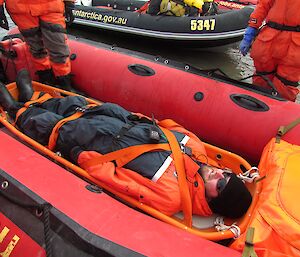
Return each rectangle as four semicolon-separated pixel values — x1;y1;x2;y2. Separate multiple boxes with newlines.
180;144;192;156
75;106;88;112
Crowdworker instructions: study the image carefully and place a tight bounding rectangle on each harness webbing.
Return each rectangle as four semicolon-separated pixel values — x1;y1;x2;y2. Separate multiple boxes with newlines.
48;104;97;150
275;73;299;87
267;21;300;32
13;91;97;151
81;143;170;168
159;126;192;227
14;92;53;125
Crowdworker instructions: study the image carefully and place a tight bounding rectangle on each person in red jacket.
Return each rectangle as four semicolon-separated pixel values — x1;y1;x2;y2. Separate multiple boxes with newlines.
0;69;252;219
239;0;300;102
0;0;75;91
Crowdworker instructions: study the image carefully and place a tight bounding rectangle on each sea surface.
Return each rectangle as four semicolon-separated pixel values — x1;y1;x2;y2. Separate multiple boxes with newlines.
1;15;255;83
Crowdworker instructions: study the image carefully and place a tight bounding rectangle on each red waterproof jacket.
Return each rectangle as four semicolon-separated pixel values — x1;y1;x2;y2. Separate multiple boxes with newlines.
249;0;300;29
0;0;73;15
248;0;300;61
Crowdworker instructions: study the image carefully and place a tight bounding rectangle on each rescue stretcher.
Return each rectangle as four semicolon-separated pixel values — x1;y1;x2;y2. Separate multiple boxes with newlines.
0;81;260;242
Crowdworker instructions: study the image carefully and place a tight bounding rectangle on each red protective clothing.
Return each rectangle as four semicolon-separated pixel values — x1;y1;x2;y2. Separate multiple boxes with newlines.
0;0;65;15
248;0;300;101
1;0;73;77
78;120;213;217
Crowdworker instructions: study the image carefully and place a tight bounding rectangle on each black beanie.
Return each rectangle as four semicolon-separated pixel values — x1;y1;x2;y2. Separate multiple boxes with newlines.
208;173;252;219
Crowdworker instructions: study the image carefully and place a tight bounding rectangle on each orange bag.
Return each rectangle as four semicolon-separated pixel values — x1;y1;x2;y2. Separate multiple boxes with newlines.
230;138;300;257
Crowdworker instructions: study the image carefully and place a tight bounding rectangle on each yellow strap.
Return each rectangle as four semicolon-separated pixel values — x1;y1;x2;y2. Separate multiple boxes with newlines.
276;117;300;143
242;227;258;257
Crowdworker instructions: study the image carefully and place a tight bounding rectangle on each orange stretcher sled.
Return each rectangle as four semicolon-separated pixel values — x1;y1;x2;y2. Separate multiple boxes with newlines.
0;81;260;241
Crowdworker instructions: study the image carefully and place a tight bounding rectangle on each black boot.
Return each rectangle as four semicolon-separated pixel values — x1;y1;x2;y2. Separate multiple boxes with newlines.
36;69;56;86
56;74;73;91
16;69;34;102
0;82;21;118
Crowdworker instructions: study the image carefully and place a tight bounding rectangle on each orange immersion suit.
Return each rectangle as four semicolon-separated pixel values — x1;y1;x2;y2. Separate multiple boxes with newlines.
249;0;300;101
78;119;213;217
0;0;73;78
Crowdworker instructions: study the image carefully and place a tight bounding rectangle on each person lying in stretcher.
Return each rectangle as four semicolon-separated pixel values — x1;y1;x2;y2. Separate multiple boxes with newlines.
0;69;252;219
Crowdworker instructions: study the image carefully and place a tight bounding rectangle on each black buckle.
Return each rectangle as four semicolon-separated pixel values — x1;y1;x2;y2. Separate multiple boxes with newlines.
149;125;160;143
149;114;160;143
180;144;192;156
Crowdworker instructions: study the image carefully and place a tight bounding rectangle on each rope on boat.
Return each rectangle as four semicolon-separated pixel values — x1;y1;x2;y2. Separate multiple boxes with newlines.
240;73;279;96
42;203;53;257
237;167;260;183
0;185;53;257
214;216;241;239
200;68;230;78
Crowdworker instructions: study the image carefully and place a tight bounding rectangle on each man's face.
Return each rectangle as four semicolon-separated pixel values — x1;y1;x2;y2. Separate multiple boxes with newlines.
201;165;231;199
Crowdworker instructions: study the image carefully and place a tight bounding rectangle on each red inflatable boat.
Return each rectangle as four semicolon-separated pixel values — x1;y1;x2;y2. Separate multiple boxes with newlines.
0;44;249;255
1;34;299;165
0;30;298;256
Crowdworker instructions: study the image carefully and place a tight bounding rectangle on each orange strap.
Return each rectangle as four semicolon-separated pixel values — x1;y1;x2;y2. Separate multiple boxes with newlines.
81;143;171;168
24;92;51;106
158;119;181;128
48;111;85;151
48;104;97;151
14;92;53;125
159;126;192;227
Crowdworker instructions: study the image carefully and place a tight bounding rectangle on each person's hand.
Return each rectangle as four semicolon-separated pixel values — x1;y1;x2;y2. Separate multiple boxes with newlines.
0;5;9;30
64;1;75;26
239;26;258;56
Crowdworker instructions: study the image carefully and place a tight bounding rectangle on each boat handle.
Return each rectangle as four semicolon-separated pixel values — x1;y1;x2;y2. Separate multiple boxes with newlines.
128;64;155;76
230;94;269;112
